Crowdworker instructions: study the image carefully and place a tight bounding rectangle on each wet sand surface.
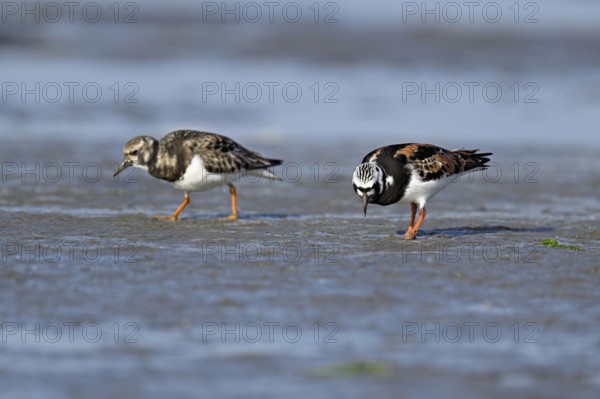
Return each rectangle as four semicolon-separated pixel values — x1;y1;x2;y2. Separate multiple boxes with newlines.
2;0;600;396
1;140;599;398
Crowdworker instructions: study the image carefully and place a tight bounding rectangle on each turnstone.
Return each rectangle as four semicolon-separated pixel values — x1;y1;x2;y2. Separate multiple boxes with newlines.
114;129;282;221
352;143;492;240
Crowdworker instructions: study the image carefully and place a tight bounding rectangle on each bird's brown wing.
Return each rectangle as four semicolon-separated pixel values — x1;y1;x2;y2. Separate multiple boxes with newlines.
393;143;491;181
163;130;282;175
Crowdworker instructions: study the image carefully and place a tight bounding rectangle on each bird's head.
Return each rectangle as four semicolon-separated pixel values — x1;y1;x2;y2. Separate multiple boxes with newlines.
352;162;385;216
114;136;157;176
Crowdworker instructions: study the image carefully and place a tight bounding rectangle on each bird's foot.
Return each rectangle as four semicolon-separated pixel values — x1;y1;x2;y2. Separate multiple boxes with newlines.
224;213;238;221
153;214;181;221
403;228;417;240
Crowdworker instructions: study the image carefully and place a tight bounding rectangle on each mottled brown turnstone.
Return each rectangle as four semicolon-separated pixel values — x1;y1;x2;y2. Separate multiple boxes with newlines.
114;129;282;221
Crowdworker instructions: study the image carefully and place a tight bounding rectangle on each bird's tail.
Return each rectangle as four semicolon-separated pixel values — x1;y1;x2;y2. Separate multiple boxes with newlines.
452;149;493;172
246;156;283;181
267;159;284;181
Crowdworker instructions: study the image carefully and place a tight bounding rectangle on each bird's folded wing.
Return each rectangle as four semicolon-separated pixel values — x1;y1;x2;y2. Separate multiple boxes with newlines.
394;144;465;182
194;134;278;174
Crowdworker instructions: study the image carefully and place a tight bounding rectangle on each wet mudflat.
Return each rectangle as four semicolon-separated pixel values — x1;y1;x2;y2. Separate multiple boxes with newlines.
0;140;599;399
2;1;600;396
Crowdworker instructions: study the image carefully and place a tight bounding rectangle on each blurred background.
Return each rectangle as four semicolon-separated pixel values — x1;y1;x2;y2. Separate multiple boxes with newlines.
1;0;599;147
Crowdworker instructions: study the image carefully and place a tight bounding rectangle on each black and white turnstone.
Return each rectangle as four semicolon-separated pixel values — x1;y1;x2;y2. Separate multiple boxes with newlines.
352;143;492;240
114;129;282;221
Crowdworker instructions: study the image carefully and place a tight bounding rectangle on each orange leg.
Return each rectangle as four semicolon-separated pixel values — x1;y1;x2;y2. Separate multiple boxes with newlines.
225;184;238;221
403;203;418;239
404;207;426;240
154;192;190;221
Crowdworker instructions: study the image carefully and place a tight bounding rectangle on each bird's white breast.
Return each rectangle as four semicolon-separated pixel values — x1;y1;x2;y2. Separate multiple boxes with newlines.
399;170;450;208
172;155;232;192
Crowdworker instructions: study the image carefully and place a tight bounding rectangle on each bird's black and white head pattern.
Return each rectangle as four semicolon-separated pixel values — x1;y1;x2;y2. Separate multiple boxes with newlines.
352;162;385;199
114;136;158;176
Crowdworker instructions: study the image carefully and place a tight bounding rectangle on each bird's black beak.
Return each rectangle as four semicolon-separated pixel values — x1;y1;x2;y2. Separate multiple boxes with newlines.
113;159;132;177
362;195;369;217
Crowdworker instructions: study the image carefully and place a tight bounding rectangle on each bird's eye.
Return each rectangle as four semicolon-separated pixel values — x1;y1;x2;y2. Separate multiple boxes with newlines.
131;150;139;156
